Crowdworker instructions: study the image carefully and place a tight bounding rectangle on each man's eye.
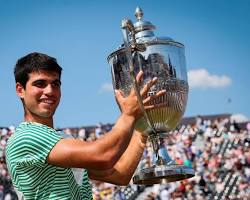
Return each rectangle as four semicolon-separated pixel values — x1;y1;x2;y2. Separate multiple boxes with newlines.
34;82;46;88
52;82;61;87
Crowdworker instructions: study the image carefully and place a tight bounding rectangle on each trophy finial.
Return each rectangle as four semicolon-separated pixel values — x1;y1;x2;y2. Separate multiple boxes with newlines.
135;7;143;21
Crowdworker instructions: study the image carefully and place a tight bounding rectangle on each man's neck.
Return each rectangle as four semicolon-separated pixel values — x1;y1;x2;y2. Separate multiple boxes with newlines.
24;115;54;128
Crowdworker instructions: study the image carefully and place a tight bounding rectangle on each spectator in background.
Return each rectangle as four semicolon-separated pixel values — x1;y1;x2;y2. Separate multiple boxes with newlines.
95;123;103;138
1;116;250;199
78;128;86;141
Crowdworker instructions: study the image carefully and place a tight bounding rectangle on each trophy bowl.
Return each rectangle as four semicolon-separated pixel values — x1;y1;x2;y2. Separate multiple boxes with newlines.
108;7;195;184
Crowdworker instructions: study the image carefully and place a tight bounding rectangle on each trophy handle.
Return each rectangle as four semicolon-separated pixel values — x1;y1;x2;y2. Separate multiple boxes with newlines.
121;19;157;135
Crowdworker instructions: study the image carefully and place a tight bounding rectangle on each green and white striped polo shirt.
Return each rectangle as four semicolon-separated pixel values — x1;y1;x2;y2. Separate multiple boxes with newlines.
6;122;93;200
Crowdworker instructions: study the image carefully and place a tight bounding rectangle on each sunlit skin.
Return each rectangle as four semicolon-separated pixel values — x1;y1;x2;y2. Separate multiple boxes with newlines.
15;69;167;185
15;70;61;128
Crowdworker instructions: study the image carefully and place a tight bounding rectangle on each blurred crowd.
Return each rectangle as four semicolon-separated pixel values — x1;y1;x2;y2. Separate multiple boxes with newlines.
0;115;249;200
139;117;250;200
0;126;17;200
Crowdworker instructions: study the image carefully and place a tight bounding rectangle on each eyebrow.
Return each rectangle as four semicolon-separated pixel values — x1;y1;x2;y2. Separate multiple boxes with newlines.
32;79;61;85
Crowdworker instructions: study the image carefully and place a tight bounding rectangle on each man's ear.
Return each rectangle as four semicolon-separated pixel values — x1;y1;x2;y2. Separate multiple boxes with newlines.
16;82;25;98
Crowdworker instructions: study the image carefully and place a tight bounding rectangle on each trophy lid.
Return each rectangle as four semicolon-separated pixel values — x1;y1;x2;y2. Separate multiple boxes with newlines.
133;7;175;43
107;7;184;61
134;7;155;33
133;7;155;39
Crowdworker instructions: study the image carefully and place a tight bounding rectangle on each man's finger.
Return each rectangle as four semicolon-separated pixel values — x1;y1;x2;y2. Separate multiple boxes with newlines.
129;71;143;96
144;102;167;110
140;77;158;97
136;70;143;83
143;90;166;104
115;89;125;101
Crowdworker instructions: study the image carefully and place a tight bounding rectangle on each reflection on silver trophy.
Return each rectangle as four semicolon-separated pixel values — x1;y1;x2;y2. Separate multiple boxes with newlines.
108;7;195;184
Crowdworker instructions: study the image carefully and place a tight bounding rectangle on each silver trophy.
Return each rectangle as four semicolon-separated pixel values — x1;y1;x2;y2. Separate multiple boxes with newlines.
108;7;195;184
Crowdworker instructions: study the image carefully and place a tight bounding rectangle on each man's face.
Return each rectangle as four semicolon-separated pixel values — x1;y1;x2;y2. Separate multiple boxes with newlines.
16;70;61;120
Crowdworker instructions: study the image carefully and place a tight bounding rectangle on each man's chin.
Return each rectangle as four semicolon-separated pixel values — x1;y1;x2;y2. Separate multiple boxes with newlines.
40;110;56;118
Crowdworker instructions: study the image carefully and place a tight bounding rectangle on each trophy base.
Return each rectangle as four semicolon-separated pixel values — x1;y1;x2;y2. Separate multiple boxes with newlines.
133;164;195;185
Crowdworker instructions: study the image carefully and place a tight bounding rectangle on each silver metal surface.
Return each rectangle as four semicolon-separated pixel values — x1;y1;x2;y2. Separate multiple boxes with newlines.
107;7;194;185
133;165;195;185
122;14;157;135
108;37;189;135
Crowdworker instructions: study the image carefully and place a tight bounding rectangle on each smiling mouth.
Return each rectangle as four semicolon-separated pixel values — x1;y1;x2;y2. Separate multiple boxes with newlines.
40;99;56;105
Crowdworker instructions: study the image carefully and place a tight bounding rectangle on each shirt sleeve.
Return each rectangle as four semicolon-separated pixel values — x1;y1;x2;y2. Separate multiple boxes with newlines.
15;124;62;168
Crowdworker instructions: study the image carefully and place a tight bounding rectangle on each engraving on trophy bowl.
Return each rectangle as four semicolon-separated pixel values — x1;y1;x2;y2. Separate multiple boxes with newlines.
109;46;189;135
107;7;195;184
135;79;188;135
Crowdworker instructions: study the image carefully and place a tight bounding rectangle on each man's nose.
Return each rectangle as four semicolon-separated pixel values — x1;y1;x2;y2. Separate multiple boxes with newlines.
44;84;54;95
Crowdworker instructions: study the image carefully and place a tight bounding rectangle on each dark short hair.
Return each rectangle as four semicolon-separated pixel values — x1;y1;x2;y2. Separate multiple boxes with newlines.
14;52;62;88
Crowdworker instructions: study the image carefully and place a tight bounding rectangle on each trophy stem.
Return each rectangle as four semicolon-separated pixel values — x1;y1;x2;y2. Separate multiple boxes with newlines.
149;134;175;166
133;134;195;184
